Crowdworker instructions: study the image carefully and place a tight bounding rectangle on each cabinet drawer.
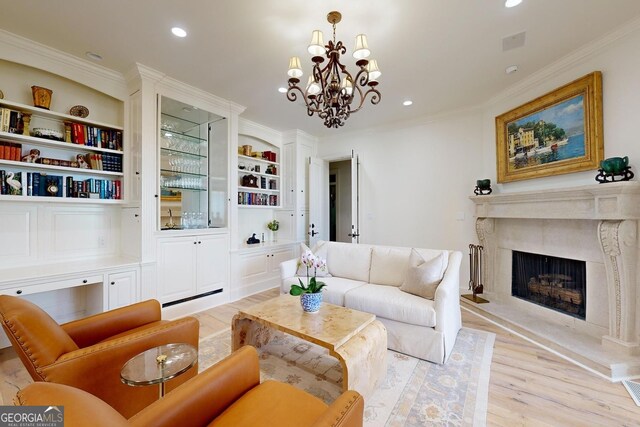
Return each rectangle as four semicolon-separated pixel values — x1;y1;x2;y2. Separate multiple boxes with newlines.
1;274;104;297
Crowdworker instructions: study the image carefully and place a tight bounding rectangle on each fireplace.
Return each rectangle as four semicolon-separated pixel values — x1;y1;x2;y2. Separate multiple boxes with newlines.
512;251;586;319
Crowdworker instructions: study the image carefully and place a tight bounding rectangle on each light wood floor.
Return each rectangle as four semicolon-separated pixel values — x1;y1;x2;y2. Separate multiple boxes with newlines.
2;288;640;426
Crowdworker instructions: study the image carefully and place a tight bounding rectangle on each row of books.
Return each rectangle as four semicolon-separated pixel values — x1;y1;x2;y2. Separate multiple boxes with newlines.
260;176;277;190
86;153;123;172
0;108;24;134
69;123;122;151
0;142;21;161
238;191;278;206
0;170;121;199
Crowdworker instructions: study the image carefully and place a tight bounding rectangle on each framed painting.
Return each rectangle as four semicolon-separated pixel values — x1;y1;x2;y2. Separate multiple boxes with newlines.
496;71;603;183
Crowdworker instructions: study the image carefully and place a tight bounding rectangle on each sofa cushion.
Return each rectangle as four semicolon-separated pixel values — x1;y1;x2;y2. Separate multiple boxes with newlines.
344;284;437;327
282;276;367;307
400;249;447;300
326;242;372;282
295;242;330;277
369;247;411;286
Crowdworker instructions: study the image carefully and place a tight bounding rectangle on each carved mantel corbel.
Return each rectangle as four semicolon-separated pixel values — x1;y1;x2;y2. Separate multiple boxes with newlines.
598;219;639;354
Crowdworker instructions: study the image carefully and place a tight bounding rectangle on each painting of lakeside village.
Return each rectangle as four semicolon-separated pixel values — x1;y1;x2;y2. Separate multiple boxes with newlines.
507;94;586;172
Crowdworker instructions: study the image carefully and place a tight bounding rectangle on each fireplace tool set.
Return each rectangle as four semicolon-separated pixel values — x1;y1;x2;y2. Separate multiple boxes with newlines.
462;244;489;303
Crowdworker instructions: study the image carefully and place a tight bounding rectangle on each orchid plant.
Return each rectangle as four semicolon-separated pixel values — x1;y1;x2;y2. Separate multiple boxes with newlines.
289;250;327;295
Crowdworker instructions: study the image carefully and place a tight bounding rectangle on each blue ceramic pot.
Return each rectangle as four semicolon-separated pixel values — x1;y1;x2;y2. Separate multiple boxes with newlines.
300;292;323;313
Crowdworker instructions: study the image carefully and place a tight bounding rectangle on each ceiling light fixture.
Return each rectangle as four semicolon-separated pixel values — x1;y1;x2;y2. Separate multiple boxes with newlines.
505;0;523;8
285;11;381;128
505;65;519;74
278;87;287;93
85;51;103;61
403;100;413;106
171;27;187;38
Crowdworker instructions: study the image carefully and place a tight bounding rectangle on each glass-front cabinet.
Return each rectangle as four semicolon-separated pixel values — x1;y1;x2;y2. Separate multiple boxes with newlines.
158;96;228;231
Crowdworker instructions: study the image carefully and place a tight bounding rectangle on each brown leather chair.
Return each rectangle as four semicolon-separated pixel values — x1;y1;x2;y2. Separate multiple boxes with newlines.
0;295;199;418
15;346;363;427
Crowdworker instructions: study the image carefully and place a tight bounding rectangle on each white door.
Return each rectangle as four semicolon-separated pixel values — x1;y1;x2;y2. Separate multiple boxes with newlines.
196;234;229;294
350;152;360;243
157;237;196;303
308;157;329;248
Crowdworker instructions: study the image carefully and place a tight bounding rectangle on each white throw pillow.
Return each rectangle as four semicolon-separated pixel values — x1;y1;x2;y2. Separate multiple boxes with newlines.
400;249;447;300
369;247;412;286
296;242;331;277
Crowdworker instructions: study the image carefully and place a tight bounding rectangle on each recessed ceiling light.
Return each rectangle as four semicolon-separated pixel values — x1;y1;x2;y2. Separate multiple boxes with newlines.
505;0;523;8
171;27;187;38
505;65;519;74
403;100;413;106
85;51;103;61
278;87;287;93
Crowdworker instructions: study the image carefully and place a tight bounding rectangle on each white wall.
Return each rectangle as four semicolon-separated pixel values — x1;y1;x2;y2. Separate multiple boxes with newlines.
482;21;640;193
317;110;484;286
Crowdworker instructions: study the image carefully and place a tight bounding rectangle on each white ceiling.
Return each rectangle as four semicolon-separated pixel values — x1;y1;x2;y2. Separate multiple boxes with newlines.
1;0;640;137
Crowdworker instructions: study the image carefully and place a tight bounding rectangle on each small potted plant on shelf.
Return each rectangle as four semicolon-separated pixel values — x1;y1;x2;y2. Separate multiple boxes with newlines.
289;251;327;313
267;219;279;242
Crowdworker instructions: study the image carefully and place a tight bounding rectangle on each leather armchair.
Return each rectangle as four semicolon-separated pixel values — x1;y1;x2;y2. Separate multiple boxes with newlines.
15;346;364;427
0;295;199;418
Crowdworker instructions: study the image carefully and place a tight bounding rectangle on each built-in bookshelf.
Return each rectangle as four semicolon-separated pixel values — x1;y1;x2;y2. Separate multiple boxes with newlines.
237;152;280;207
0;98;124;202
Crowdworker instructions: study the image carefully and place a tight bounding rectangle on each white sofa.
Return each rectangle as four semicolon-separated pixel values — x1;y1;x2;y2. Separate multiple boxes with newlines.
280;241;463;364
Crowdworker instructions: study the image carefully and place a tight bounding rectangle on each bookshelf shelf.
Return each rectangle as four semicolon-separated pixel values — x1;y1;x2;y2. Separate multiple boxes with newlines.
0;131;123;155
238;185;278;193
0;159;123;177
238;154;279;167
0;194;125;204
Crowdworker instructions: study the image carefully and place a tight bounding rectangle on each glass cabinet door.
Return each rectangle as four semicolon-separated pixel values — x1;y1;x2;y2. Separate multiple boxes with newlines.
158;96;228;230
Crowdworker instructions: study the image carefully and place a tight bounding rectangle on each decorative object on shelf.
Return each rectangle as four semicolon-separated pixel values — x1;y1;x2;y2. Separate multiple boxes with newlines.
241;174;258;188
247;233;260;245
285;10;381;129
242;145;252;156
267;219;279;242
595;156;634;183
21;149;40;163
496;72;603;183
21;113;31;136
69;105;89;118
31;85;53;110
46;178;59;196
31;128;64;141
76;153;90;169
165;209;177;229
5;172;22;195
474;179;492;195
290;250;327;313
254;165;260;173
238;162;246;170
462;244;489;304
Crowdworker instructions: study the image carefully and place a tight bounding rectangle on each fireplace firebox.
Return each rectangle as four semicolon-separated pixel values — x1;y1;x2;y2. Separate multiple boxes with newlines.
512;251;586;319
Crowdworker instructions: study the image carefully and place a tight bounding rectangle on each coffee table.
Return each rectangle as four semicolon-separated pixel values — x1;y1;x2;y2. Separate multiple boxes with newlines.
232;295;387;398
120;343;197;398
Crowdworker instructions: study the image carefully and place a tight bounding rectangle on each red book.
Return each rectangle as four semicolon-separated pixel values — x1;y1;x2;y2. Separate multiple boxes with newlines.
11;144;20;161
0;143;5;160
71;123;79;144
114;180;121;199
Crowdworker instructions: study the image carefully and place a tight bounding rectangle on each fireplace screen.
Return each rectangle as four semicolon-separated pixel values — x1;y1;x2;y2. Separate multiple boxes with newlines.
512;251;586;319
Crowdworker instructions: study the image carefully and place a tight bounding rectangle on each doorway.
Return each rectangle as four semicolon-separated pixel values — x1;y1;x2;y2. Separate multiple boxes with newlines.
329;160;352;243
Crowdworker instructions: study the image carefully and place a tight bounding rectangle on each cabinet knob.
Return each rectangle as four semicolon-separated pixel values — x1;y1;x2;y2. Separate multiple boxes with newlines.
110;281;115;285
194;241;197;245
16;290;22;295
82;279;88;284
198;241;202;244
134;214;139;218
135;171;140;175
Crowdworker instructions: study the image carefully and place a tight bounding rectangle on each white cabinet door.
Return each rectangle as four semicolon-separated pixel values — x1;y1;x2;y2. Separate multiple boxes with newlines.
296;143;313;209
274;210;295;242
107;270;138;310
196;234;229;294
157;237;197;303
283;143;296;210
268;247;297;276
297;209;309;245
238;251;270;285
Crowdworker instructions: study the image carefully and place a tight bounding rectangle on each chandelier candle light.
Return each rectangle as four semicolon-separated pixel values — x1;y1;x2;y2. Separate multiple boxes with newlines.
286;11;382;128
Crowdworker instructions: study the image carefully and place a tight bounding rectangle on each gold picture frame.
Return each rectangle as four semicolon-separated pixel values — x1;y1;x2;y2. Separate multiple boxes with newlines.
496;71;603;183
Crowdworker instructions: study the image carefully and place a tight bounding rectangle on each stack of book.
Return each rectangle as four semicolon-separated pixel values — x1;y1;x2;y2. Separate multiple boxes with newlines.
237;192;278;206
0;108;24;134
0;142;21;161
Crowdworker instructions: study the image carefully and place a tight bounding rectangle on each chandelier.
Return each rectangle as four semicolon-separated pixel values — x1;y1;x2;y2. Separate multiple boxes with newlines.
285;11;381;129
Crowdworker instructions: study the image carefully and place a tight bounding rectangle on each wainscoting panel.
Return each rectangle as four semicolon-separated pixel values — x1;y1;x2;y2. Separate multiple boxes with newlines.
0;205;37;268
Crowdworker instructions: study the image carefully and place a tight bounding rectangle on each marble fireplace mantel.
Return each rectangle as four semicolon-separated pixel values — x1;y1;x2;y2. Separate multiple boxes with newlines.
469;181;640;379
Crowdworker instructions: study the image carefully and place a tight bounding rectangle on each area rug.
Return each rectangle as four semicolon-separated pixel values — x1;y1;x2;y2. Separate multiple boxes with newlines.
199;327;495;426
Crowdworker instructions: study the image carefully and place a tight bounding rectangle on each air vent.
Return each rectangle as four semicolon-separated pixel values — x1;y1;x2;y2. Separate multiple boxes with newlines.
623;380;640;406
502;31;526;51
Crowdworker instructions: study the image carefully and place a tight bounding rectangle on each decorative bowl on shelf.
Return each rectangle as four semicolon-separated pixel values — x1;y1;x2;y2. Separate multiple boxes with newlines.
32;128;64;141
69;105;89;118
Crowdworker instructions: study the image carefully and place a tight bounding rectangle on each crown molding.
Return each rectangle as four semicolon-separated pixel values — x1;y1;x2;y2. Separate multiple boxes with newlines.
283;129;319;144
484;15;640;109
0;29;127;100
239;118;283;147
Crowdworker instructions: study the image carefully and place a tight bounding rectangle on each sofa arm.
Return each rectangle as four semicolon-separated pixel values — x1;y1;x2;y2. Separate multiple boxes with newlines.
129;346;261;427
434;251;463;363
280;258;298;280
43;316;199;418
62;300;161;348
15;382;129;427
312;390;364;427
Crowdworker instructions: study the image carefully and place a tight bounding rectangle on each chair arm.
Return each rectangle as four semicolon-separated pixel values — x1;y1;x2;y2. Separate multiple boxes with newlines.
62;300;161;348
280;258;298;280
434;251;463;362
15;382;129;427
311;390;364;427
42;316;199;418
129;346;261;427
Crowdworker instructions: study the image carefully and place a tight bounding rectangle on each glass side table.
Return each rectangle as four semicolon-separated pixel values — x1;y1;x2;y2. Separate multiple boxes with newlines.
120;343;197;398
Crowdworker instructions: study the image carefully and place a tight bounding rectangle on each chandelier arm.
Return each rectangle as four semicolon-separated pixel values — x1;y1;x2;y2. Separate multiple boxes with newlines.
353;67;370;88
349;87;382;114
